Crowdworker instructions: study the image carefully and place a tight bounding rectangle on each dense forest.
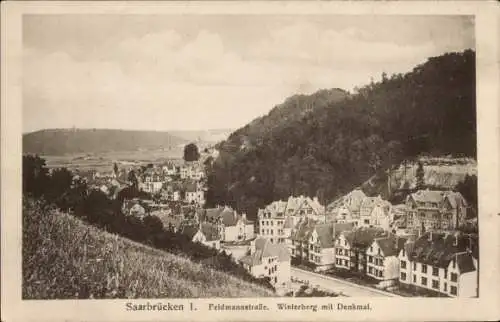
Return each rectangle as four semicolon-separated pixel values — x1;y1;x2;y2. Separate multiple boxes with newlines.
206;50;476;220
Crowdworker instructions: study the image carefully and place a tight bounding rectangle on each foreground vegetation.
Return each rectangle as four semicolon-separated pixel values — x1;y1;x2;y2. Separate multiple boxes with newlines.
23;198;273;299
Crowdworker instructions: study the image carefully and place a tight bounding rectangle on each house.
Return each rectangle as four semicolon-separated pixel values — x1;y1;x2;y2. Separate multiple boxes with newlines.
180;223;221;250
398;231;478;297
162;215;184;233
258;196;326;244
335;226;388;274
366;235;407;288
326;189;366;220
405;190;468;232
290;220;354;271
122;199;147;218
162;163;178;176
184;181;205;206
240;237;291;288
200;207;255;242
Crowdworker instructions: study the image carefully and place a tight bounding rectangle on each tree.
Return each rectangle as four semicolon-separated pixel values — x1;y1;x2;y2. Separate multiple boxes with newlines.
127;170;138;188
183;143;200;162
23;155;49;197
456;174;478;214
416;161;425;190
113;163;119;176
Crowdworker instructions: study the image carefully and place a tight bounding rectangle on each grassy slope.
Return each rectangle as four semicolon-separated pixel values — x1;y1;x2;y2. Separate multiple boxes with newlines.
22;199;273;299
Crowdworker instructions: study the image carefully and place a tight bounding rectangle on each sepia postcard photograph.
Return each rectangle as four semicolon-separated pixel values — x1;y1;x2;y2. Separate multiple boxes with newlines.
1;1;500;322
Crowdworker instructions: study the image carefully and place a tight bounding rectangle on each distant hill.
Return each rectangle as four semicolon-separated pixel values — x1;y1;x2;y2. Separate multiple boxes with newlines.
23;129;187;155
169;129;234;144
206;50;476;220
22;199;273;299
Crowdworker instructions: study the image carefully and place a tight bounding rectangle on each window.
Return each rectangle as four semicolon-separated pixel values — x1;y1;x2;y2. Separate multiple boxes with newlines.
413;262;417;271
421;277;427;286
378;270;383;278
413;275;416;283
444;283;447;292
451;273;458;282
401;272;407;281
432;280;439;289
422;265;427;274
368;267;373;274
401;260;407;269
378;248;381;255
368;256;373;263
433;267;439;276
370;246;373;252
450;286;457;295
444;269;448;279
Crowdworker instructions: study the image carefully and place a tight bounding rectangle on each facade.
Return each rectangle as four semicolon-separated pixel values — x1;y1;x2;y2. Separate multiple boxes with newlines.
366;235;407;287
398;231;478;297
180;223;221;250
240;237;291;288
258;195;326;244
201;207;255;242
334;227;388;274
326;189;366;220
290;220;354;271
405;190;467;232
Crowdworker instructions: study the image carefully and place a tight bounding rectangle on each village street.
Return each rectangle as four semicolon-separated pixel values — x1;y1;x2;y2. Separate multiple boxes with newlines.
291;267;401;297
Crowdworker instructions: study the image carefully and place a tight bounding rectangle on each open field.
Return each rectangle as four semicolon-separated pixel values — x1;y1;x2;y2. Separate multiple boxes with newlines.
22;199;274;299
39;148;185;171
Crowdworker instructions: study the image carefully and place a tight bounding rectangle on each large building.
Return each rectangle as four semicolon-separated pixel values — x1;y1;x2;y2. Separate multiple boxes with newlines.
405;190;467;232
326;190;392;230
290;220;354;271
398;231;478;297
334;226;388;274
258;195;325;244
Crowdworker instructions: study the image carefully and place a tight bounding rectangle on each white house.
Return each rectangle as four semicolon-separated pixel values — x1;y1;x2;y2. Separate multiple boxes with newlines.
180;223;221;250
366;235;407;288
258;196;325;244
201;207;255;242
240;237;291;288
398;231;478;297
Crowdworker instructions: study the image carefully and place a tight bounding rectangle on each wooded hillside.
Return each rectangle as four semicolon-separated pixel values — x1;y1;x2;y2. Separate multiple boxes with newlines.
206;50;476;220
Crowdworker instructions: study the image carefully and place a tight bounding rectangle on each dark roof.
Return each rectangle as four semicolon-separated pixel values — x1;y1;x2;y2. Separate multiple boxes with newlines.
456;252;476;273
180;224;199;240
408;232;477;268
375;236;408;257
291;219;317;242
200;222;220;242
315;222;354;248
240;237;290;266
343;227;387;249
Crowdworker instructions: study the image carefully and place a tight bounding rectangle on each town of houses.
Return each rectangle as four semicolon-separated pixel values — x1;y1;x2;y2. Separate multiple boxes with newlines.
70;150;478;298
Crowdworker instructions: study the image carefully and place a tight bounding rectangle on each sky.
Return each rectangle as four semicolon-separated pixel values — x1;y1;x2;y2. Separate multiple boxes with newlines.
23;15;474;133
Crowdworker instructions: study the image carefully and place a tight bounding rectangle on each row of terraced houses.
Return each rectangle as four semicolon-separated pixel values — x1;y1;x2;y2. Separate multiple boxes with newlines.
255;189;478;297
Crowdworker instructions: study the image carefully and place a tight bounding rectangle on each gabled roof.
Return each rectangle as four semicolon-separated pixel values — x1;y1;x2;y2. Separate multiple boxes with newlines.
342;227;387;249
240;237;290;266
291;218;317;241
180;224;199;240
408;232;477;269
409;190;445;204
375;235;408;257
314;222;354;248
200;222;220;242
